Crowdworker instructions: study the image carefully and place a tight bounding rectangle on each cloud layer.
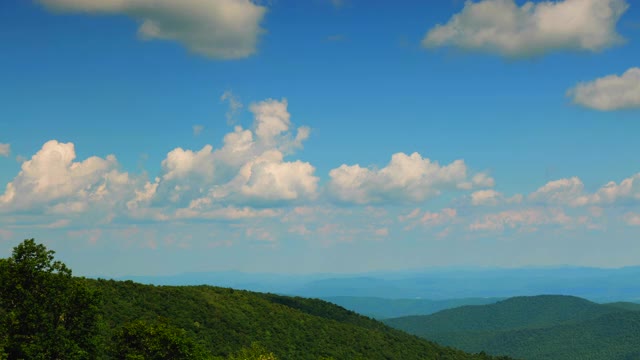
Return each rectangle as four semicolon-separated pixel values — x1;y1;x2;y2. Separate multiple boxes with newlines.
38;0;267;59
2;97;639;245
568;67;640;111
423;0;628;57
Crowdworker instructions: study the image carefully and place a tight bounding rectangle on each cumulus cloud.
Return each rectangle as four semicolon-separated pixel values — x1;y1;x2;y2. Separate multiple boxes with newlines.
471;189;502;206
567;67;640;110
38;0;267;59
1;98;315;225
328;152;491;204
141;98;318;219
529;177;589;206
238;151;318;202
423;0;628;57
530;175;640;207
0;143;9;157
589;174;640;204
162;145;215;182
0;140;132;214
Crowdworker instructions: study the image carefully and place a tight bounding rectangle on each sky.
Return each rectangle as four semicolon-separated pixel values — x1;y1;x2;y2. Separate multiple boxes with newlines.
1;0;640;277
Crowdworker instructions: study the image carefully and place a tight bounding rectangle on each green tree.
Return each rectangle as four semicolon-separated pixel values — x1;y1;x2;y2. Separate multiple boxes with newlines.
112;319;208;360
227;343;278;360
0;239;99;359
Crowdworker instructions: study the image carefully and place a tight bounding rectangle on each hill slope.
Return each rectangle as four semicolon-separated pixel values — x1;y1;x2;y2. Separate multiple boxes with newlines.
322;296;503;319
89;279;509;360
385;295;640;360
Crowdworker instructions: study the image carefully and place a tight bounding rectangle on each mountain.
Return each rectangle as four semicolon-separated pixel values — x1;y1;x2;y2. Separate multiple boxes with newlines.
385;295;640;360
322;296;503;319
89;278;510;359
118;266;640;302
603;301;640;312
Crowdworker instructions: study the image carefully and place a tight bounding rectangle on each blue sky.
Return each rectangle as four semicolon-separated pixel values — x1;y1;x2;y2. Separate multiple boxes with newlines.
1;0;640;277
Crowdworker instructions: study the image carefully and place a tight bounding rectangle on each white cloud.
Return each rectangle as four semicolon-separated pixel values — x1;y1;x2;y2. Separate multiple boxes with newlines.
126;177;160;210
38;0;267;59
589;174;640;204
250;98;292;145
162;145;215;182
530;175;640;207
529;177;589;206
238;151;318;202
423;0;628;58
174;206;281;220
398;208;421;222
328;152;490;204
0;143;9;157
138;98;318;219
469;208;574;232
398;207;457;231
567;67;640;110
471;189;502;206
420;208;457;227
0;140;132;214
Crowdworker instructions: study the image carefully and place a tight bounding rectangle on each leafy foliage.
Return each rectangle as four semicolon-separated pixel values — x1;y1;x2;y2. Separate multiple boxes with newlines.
0;239;99;360
111;319;209;359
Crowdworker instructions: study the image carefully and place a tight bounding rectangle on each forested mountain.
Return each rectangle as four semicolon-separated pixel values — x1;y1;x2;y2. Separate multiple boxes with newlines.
322;296;503;319
1;239;512;360
385;295;640;360
89;279;511;359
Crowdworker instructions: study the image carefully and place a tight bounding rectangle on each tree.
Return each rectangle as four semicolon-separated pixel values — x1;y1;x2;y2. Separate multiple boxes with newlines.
112;319;209;360
226;343;278;360
0;239;99;359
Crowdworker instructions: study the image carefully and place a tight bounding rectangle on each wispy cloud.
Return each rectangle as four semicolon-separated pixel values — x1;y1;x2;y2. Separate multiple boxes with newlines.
192;125;204;136
0;143;9;157
326;34;346;42
221;90;243;124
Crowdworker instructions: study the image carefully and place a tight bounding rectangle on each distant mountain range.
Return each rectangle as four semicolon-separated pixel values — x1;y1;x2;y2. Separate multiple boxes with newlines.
321;296;504;319
118;266;640;302
384;295;640;360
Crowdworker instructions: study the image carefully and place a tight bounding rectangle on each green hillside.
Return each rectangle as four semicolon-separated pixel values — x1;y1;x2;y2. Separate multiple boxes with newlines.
385;295;640;360
385;295;619;334
603;301;640;312
1;239;511;360
322;296;503;319
91;279;508;359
